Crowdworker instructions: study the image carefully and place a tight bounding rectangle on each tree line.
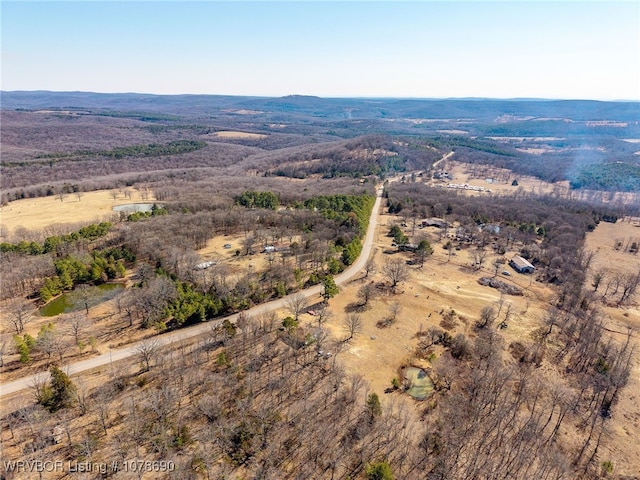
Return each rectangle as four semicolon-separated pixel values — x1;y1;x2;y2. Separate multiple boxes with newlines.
1;222;113;256
34;140;206;161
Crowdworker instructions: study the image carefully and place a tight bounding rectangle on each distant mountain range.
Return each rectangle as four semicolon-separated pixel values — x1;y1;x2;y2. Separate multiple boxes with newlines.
2;90;638;122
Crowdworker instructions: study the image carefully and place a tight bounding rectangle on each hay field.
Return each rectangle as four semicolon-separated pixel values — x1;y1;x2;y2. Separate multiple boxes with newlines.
0;189;154;239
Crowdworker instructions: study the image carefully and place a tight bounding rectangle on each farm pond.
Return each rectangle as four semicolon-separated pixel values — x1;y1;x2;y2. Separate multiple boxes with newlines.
40;283;124;317
404;367;434;400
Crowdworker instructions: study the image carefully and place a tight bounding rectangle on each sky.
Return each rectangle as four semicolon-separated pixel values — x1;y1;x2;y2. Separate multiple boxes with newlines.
1;1;639;100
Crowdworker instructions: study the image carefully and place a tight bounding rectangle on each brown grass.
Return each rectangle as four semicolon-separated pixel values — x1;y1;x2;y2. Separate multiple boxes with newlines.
583;220;640;475
303;211;553;400
432;160;570;196
0;189;155;239
211;131;267;139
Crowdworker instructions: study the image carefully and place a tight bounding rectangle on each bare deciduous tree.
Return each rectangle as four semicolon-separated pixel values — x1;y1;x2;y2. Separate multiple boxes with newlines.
243;235;256;256
617;271;640;305
364;257;377;278
29;372;50;405
74;285;93;315
136;339;160;372
285;292;308;322
477;306;496;329
591;269;606;292
315;302;333;327
65;311;87;348
388;302;402;323
6;299;33;335
472;247;488;270
36;325;66;361
383;259;409;291
342;313;363;342
259;310;278;333
73;378;90;416
356;283;377;308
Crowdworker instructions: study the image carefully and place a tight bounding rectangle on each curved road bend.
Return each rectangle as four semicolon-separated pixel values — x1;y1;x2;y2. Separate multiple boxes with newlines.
0;187;384;397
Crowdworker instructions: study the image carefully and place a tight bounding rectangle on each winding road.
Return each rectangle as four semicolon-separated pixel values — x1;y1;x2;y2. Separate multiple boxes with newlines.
0;187;384;397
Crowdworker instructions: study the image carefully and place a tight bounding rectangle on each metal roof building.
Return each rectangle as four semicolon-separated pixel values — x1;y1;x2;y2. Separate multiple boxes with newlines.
509;255;535;273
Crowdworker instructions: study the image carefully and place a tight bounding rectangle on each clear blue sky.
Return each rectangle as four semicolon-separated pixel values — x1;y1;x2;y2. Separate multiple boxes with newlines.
2;1;639;100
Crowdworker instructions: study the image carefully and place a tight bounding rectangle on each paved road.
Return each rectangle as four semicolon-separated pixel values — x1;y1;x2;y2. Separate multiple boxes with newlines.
0;188;384;397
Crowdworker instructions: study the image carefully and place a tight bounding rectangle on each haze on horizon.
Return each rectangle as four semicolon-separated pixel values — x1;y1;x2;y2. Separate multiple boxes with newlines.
2;1;639;102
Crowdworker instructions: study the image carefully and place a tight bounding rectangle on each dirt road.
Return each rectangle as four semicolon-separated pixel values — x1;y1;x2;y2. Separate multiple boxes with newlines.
0;188;384;397
432;151;454;170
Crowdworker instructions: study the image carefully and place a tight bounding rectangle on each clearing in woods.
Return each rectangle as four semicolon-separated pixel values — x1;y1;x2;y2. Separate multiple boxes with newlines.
0;189;155;238
211;130;267;139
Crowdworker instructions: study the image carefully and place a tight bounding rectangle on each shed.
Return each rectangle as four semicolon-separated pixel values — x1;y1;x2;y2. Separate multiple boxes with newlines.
399;243;419;252
194;260;217;270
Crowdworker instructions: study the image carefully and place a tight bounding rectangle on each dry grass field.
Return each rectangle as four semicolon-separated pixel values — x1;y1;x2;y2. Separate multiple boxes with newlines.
583;219;640;474
309;215;552;398
431;160;570;196
308;212;640;476
211;130;267;139
433;160;640;207
0;189;155;240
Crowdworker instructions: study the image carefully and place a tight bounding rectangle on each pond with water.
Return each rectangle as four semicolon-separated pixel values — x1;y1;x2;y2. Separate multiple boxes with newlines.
404;367;434;400
40;283;124;317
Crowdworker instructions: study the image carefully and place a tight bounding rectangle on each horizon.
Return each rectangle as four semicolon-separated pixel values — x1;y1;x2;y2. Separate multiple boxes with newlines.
2;1;638;102
3;89;639;104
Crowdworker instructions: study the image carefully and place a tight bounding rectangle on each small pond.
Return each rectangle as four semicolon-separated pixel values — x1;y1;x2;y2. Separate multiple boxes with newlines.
112;203;156;213
404;367;434;400
40;283;124;317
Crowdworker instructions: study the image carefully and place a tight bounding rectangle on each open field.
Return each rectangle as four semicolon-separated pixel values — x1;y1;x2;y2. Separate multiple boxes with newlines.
0;189;155;239
319;210;553;399
211;130;267;139
583;220;640;474
584;218;640;333
432;160;570;196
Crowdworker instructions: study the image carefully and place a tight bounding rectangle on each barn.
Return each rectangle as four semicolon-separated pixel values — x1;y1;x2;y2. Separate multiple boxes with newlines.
509;255;535;274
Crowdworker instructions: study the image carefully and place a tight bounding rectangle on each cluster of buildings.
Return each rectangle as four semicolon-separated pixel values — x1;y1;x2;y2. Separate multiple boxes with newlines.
263;244;290;254
447;183;492;193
